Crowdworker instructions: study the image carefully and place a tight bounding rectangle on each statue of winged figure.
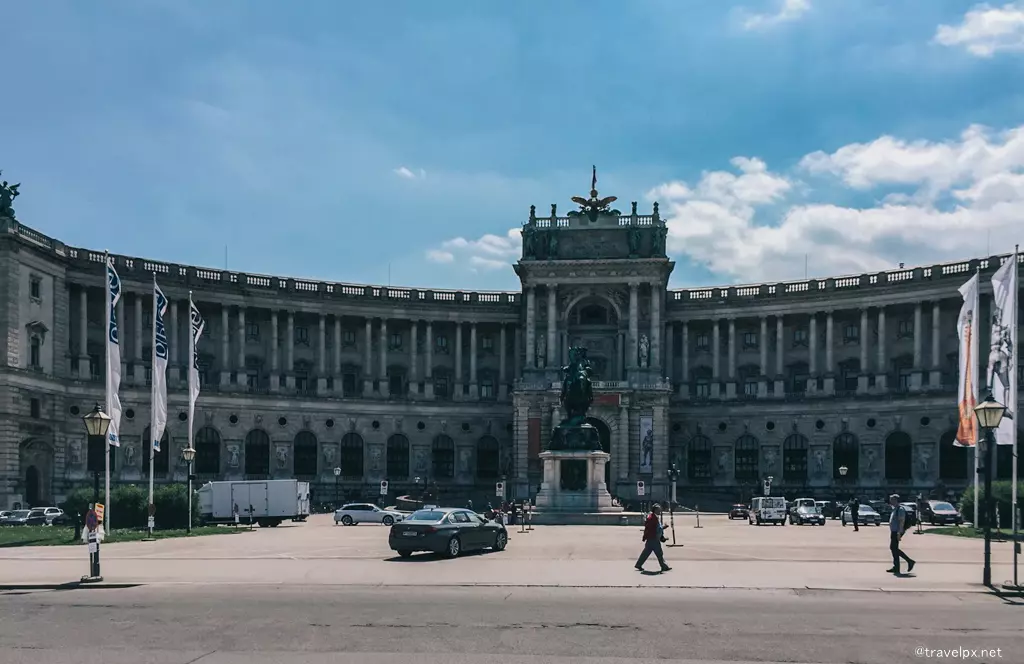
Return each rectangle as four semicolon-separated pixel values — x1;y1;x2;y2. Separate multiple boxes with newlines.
0;171;21;220
570;165;617;222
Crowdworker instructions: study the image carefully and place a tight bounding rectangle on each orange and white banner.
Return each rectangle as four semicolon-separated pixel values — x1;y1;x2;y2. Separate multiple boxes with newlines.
955;272;980;447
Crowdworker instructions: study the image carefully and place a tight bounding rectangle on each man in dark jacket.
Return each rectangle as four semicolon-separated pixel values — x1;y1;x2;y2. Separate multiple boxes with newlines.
635;504;671;572
849;496;860;532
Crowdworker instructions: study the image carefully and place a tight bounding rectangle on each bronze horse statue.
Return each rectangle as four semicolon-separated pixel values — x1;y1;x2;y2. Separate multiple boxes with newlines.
548;347;600;451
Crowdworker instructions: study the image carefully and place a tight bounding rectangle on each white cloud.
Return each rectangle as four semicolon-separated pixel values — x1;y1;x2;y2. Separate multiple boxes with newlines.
649;122;1024;283
934;3;1024;56
740;0;811;31
394;166;426;180
425;227;520;271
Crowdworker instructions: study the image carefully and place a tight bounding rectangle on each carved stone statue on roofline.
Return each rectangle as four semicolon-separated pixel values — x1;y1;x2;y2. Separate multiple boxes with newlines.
0;171;21;221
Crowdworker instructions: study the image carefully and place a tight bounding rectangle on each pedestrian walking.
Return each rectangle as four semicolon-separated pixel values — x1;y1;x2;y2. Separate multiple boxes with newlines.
467;499;474;512
886;494;916;575
849;496;860;532
635;503;671;573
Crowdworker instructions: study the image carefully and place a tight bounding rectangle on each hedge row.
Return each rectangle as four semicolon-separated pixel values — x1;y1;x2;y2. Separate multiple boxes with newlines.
61;484;198;530
957;480;1024;528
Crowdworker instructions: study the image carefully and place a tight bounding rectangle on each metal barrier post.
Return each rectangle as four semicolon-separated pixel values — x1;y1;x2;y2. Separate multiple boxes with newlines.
694;503;702;528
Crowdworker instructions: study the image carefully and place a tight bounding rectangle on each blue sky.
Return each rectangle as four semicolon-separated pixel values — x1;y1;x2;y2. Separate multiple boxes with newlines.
3;0;1024;290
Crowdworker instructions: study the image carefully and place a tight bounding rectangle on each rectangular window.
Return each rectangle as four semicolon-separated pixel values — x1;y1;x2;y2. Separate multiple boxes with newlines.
480;379;494;399
143;311;152;328
695;379;711;398
389;332;403;351
145;364;152;387
481;335;494;352
843;324;859;344
743;380;758;397
897;319;914;339
295;326;309;346
29;337;41;369
342;330;356;347
342;372;358;395
29;276;41;301
296;373;308;393
742;332;758;349
30;398;40;419
792;328;808;347
246;322;260;342
436;335;449;354
695;333;709;351
434;375;450;399
247;372;260;390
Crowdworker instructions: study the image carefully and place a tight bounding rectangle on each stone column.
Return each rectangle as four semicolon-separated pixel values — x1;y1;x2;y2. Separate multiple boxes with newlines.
679;322;690;399
774;316;785;397
664;322;674;382
237;307;246;373
379;318;390;398
650;284;661;371
876;307;888;391
424;321;435;399
333;317;342;395
628;284;639;370
78;287;89;376
711;320;721;399
363;318;373;397
726;318;737;399
930;301;942;389
513;326;521;381
618;406;630;482
454;322;464;399
525;287;536;369
410;321;419;397
469;322;479;399
286;312;296;390
317;314;327;394
270;311;279;392
546;285;557;368
823;310;835;395
498;324;508;400
911;302;924;391
168;299;180;384
133;294;144;384
758;316;769;398
807;313;818;394
857;308;870;394
220;305;230;387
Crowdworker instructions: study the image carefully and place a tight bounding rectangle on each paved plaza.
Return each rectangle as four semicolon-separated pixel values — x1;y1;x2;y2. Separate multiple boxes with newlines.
1;514;1016;592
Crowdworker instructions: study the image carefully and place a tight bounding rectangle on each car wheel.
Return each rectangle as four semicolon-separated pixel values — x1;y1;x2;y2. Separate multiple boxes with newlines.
382;515;394;526
341;515;353;526
446;536;462;558
494;531;508;551
397;550;413;558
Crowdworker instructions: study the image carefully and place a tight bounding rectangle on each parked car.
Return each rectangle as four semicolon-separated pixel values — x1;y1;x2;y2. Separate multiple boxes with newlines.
920;500;963;526
841;504;881;527
790;505;826;526
31;507;64;525
388;507;508;558
1;509;46;526
899;502;919;528
817;500;842;519
728;504;749;520
870;500;893;521
334;503;404;526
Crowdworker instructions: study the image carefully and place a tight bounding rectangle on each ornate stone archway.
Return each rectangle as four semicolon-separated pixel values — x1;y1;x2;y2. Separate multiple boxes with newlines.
20;439;53;507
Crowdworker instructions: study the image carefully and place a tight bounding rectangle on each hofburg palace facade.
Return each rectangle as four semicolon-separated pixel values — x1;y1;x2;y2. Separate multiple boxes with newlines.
1;186;1022;510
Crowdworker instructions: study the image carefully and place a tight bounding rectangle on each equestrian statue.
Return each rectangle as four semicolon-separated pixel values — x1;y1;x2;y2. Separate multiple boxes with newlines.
548;346;601;451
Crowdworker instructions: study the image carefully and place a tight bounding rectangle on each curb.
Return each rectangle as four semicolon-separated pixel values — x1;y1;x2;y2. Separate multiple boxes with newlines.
0;582;142;591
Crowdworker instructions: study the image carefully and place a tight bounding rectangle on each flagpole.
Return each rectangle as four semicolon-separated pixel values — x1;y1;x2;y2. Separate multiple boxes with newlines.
148;273;157;538
974;265;981;529
1012;246;1019;588
103;251;112;535
187;291;196;532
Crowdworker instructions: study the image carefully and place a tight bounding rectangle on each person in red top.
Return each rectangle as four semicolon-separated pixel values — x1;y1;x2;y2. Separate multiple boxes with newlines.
635;503;671;572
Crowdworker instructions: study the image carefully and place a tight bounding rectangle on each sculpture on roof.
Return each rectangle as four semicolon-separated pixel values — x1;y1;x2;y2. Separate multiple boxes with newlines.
569;166;618;222
0;172;20;221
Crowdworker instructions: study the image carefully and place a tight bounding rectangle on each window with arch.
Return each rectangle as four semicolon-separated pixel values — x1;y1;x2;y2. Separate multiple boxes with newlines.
892;355;913;392
838;358;860;393
687;435;712;481
433;369;451;400
885;431;913;480
787;362;809;394
245;429;271;476
734;434;759;481
387;434;409;480
340;433;364;478
388;366;406;398
195;426;221;475
576;304;609;326
141;427;170;477
833;432;859;479
783;433;809;482
341;364;360;396
432;435;455;479
938;430;969;480
479;371;496;400
293;431;318;477
476;435;500;479
294;360;313;394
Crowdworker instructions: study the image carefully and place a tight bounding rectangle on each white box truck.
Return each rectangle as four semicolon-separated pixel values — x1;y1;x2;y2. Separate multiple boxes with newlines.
197;480;310;528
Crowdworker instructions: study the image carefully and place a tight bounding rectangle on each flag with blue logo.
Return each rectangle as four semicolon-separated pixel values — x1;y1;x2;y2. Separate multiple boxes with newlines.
187;292;205;453
150;278;169;452
105;256;123;447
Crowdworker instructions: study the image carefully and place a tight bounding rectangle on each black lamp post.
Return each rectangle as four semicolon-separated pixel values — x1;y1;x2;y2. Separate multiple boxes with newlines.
974;393;1007;587
667;464;679;546
181;446;196;535
838;465;849;501
82;404;112;504
333;467;341;509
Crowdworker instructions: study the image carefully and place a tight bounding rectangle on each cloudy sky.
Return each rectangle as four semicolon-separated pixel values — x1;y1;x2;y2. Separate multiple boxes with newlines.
3;1;1024;290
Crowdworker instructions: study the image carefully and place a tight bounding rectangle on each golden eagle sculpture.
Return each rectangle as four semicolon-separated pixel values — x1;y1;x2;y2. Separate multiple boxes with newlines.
570;166;618;222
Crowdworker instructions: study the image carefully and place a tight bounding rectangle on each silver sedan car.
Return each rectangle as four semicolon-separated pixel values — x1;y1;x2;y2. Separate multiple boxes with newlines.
334;502;405;526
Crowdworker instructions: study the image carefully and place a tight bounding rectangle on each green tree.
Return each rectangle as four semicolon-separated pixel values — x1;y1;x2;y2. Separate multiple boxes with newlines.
958;480;1024;528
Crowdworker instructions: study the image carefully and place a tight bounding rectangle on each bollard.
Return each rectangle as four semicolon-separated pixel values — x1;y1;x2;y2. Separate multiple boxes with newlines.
694;503;702;529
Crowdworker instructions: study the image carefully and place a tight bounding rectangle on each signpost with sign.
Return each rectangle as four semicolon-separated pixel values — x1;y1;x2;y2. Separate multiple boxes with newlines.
379;480;388;496
81;505;103;583
637;480;645;497
495;481;505;499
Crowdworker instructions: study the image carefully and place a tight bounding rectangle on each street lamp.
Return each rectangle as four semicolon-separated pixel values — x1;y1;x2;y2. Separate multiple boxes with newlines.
333;467;341;509
667;464;679;546
974;393;1007;587
82;404;111;503
181;446;196;535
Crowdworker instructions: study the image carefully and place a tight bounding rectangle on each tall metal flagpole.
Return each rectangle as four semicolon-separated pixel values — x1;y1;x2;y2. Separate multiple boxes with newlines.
148;273;157;537
187;291;196;532
1012;246;1019;587
103;251;112;534
974;265;981;529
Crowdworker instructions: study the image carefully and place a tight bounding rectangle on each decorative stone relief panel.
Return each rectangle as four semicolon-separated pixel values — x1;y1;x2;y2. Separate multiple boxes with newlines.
862;444;881;478
761;445;780;475
914;442;935;481
810;446;829;478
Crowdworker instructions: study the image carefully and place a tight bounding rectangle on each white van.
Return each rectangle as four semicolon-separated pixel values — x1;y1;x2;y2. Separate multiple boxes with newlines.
748;496;788;526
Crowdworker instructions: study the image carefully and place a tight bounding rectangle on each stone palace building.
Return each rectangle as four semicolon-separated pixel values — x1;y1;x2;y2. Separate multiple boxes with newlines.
1;182;1022;510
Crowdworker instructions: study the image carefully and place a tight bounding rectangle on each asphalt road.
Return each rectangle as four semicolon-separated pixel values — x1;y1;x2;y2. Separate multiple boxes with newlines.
1;585;1020;664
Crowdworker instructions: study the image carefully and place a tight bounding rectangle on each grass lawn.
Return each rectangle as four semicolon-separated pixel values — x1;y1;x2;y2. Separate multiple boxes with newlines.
0;525;243;547
922;526;1021;540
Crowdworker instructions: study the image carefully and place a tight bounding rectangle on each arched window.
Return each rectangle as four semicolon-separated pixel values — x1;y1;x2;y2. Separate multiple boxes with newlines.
142;427;170;477
476;435;500;479
195;426;221;475
734;434;759;481
245;430;271;476
885;432;913;480
833;432;859;479
787;362;809;394
687;434;712;481
388;365;407;398
293;431;318;477
432;434;455;479
387;434;409;480
295;360;313;394
783;434;809;482
939;429;969;480
340;433;364;478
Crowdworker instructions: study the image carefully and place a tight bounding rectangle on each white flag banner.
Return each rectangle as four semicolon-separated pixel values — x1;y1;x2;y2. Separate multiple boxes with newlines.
187;294;206;452
955;272;980;448
989;255;1018;446
150;280;169;452
105;257;123;447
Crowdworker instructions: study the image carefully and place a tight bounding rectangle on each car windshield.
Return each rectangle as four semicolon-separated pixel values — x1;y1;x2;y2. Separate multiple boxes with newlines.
932;502;955;511
408;510;445;521
859;505;876;513
798;506;821;514
12;510;29;517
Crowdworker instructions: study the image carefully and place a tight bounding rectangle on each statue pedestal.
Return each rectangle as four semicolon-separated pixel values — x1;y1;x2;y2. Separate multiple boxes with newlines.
534;450;621;514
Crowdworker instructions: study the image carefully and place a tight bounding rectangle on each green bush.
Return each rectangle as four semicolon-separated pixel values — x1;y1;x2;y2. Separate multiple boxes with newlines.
958;480;1024;528
60;483;198;531
153;484;198;530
